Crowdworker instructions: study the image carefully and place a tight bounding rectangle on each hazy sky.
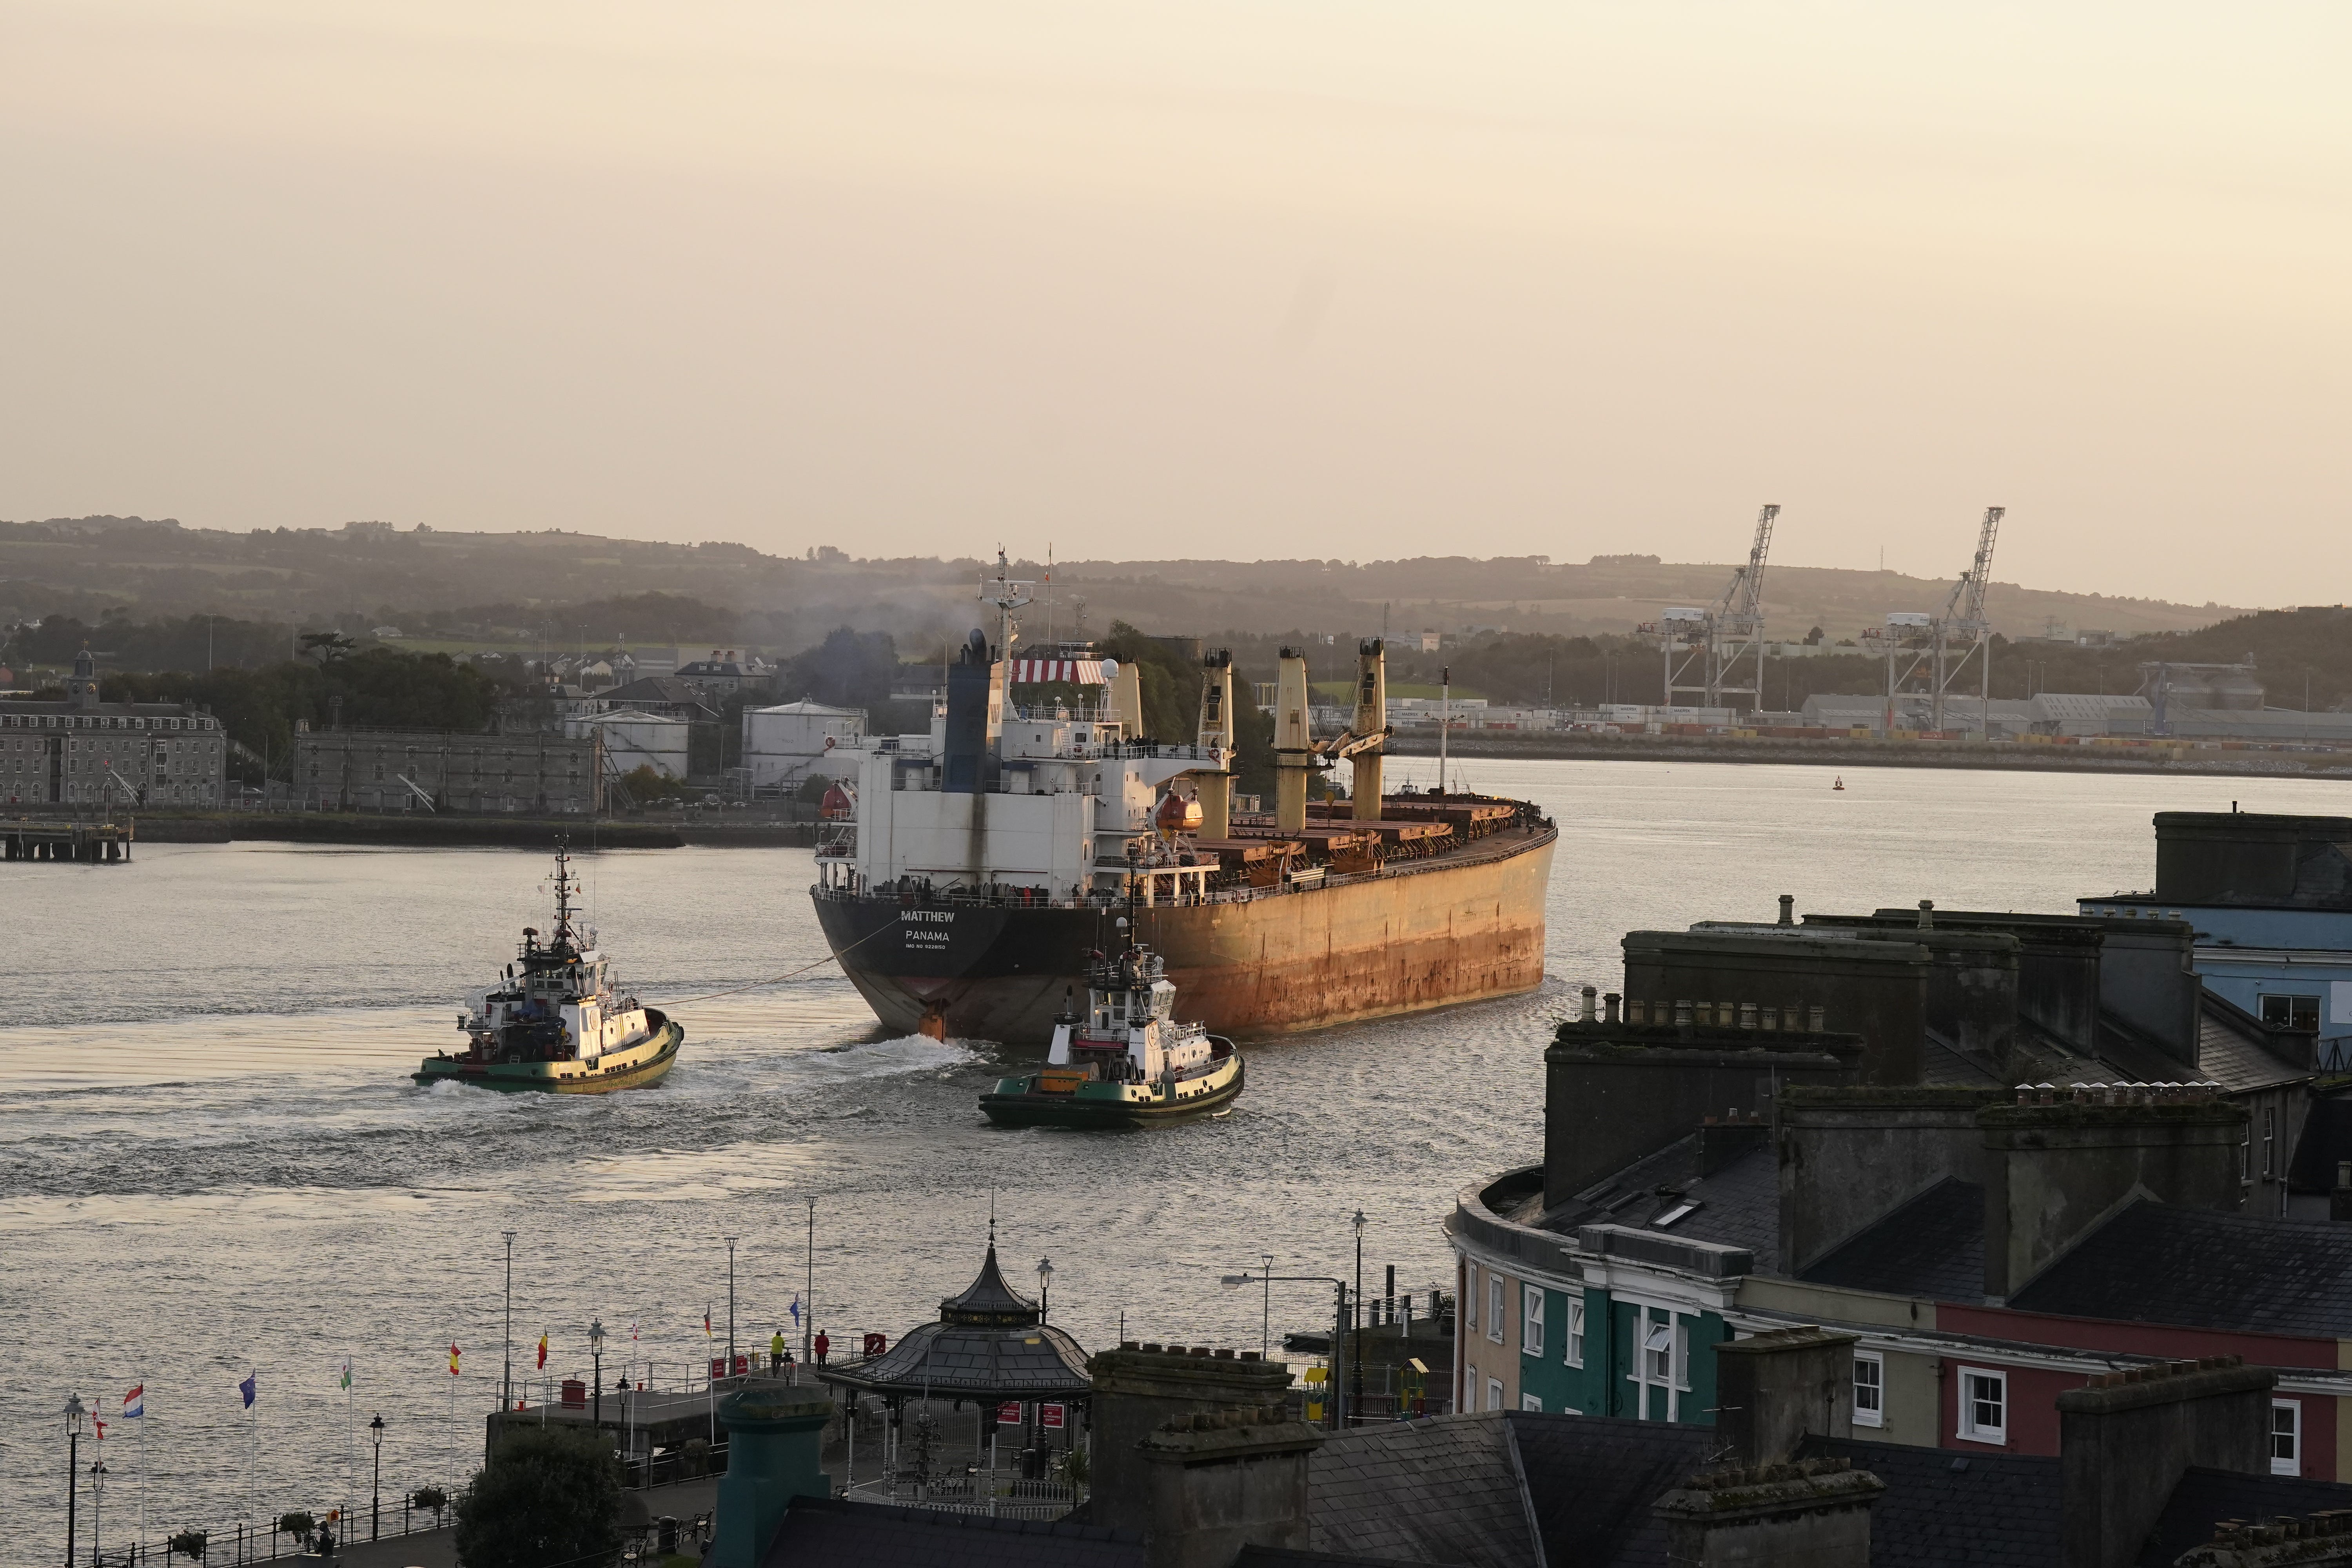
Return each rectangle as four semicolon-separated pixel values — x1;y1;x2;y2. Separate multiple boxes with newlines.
4;2;2345;604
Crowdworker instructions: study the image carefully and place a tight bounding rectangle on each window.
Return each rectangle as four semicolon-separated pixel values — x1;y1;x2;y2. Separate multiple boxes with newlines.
2264;1107;2278;1178
1464;1267;1477;1335
1523;1286;1545;1357
2273;1400;2301;1476
1488;1274;1506;1344
1853;1352;1884;1428
1644;1320;1673;1383
2262;994;2322;1032
1958;1368;2006;1444
1521;1392;1543;1412
1486;1378;1504;1412
1566;1299;1585;1368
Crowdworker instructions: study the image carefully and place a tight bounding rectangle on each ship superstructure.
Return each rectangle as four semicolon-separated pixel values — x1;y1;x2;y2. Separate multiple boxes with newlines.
811;554;1557;1043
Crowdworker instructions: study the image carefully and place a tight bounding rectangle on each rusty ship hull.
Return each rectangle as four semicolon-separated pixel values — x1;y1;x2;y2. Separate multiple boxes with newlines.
813;820;1556;1044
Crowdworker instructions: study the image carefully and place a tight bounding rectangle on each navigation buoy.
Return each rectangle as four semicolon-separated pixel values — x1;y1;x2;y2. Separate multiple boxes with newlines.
1833;775;1846;791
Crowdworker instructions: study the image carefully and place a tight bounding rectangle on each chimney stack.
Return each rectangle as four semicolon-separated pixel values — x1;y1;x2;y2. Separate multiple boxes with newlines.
1713;1327;1859;1467
1135;1405;1323;1568
2058;1356;2273;1568
710;1386;835;1568
1652;1459;1881;1566
1779;893;1795;927
1087;1344;1297;1544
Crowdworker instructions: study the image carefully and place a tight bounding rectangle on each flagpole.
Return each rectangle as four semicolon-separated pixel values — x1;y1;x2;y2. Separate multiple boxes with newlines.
136;1377;147;1564
344;1354;354;1545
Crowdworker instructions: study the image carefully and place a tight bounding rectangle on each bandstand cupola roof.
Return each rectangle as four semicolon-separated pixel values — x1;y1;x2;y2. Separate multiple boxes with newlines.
815;1238;1089;1402
940;1245;1042;1327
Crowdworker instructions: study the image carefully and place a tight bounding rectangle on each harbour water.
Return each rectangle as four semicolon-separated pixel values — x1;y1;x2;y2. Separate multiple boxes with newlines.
4;757;2340;1561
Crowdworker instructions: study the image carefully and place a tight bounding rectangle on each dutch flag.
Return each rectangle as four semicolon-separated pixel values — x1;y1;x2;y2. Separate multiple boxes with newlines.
123;1386;145;1419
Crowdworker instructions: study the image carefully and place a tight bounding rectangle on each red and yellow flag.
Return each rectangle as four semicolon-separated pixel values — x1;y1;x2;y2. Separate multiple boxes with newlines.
536;1332;548;1370
448;1343;461;1377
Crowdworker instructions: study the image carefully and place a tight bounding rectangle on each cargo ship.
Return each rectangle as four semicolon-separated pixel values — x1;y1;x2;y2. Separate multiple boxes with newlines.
809;560;1556;1044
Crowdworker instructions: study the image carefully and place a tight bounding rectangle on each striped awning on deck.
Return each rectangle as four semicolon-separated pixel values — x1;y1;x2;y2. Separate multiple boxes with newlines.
1007;659;1108;685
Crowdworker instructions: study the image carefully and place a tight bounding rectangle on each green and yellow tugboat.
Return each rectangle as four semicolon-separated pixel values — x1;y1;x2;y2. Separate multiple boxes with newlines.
414;846;683;1093
980;943;1243;1128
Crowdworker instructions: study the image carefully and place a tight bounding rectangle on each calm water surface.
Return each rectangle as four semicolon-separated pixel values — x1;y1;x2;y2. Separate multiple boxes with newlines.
3;758;2342;1561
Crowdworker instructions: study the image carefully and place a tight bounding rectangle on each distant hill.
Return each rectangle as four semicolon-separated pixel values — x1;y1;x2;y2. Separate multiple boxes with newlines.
0;517;2249;657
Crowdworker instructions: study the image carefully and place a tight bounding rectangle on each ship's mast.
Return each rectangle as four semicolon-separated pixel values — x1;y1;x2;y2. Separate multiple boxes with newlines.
978;548;1036;662
550;842;579;953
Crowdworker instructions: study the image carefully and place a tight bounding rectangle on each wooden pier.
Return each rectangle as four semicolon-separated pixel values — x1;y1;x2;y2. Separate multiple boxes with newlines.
2;818;134;862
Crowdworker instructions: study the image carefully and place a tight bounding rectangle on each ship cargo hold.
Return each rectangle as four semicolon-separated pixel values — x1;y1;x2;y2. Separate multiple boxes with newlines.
809;563;1554;1043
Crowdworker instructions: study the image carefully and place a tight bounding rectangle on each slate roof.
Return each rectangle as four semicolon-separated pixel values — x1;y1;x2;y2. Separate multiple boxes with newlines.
1537;1137;1784;1270
2141;1467;2352;1565
1505;1412;1714;1568
940;1246;1042;1324
2196;995;2316;1093
1798;1178;1985;1303
2010;1200;2352;1337
1308;1413;1535;1568
761;1495;1142;1567
1921;1033;2003;1087
1234;1549;1426;1568
1800;1436;2061;1567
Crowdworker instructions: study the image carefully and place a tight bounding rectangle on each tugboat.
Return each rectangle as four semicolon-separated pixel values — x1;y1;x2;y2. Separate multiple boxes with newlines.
979;940;1244;1128
414;846;684;1093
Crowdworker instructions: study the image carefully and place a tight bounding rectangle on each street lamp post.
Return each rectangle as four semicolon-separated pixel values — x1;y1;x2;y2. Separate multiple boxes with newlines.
802;1198;816;1365
1258;1254;1273;1361
368;1417;385;1542
1036;1258;1054;1323
502;1230;517;1414
590;1319;607;1434
1351;1211;1367;1428
64;1394;85;1568
89;1452;107;1568
723;1238;738;1376
1220;1273;1348;1429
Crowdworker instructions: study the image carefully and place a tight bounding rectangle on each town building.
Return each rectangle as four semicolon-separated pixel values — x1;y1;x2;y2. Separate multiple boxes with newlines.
703;1314;2352;1566
0;649;227;808
291;728;604;813
1449;876;2351;1485
2082;811;2352;1085
675;649;777;700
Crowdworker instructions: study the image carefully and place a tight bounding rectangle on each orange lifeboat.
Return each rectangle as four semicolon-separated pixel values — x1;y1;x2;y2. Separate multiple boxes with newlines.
820;783;857;820
1154;791;1203;839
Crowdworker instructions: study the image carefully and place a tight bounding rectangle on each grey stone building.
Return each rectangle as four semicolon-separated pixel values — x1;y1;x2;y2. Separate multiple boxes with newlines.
292;728;604;813
0;650;228;808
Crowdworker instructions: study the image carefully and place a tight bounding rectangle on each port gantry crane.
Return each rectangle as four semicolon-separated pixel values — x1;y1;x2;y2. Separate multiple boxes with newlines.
1651;505;1779;713
1929;506;2004;734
